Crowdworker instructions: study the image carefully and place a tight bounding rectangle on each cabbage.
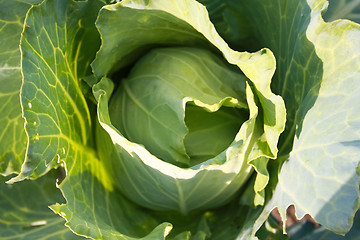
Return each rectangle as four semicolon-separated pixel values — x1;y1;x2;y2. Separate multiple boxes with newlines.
0;0;359;239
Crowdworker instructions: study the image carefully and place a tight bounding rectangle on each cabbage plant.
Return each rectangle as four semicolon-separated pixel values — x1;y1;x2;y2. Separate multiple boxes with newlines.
0;0;359;239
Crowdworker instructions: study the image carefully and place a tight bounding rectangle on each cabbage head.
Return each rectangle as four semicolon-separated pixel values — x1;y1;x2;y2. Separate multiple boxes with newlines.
97;44;285;214
0;0;359;239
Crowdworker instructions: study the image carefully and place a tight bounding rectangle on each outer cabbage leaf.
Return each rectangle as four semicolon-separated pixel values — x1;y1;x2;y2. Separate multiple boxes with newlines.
8;0;104;182
0;170;84;240
266;0;360;234
0;0;42;176
202;0;360;237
